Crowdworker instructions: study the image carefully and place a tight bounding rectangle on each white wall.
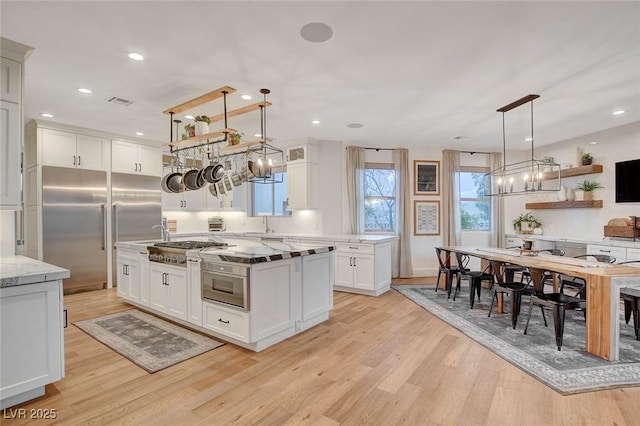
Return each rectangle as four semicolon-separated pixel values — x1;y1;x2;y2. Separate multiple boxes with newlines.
506;121;640;239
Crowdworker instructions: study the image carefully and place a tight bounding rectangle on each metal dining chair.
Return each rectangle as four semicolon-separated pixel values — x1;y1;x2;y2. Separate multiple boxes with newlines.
434;247;467;299
559;254;616;298
488;260;537;329
454;251;494;308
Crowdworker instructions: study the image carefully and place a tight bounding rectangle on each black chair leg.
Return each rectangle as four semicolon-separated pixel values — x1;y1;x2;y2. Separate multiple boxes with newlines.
539;305;547;327
510;292;519;329
523;298;534;335
624;300;632;324
631;299;639;340
469;278;476;308
435;271;441;293
488;289;497;317
552;306;566;351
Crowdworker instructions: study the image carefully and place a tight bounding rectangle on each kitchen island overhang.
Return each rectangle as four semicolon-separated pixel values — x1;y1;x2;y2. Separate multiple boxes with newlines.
115;238;335;352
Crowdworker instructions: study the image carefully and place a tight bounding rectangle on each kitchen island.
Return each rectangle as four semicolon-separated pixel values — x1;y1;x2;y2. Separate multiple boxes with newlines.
115;238;334;352
0;256;69;409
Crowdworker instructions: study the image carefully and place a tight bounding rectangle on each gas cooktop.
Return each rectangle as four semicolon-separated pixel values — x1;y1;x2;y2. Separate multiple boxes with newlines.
153;241;229;250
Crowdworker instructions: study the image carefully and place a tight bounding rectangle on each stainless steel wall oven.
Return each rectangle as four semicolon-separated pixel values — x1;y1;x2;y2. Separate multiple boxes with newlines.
201;262;250;311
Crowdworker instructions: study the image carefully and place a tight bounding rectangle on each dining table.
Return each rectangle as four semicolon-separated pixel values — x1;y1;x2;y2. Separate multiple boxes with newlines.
440;246;640;361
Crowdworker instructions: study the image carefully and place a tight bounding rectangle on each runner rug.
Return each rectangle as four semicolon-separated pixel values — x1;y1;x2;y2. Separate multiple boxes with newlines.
393;284;640;395
74;309;223;373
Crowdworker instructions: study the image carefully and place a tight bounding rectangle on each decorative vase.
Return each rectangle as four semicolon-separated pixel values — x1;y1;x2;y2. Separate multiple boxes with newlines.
583;191;594;201
557;185;567;202
566;188;576;201
195;121;209;136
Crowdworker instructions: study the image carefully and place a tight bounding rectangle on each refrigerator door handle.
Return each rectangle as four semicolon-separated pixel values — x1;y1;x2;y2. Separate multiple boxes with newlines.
113;204;119;245
101;204;107;250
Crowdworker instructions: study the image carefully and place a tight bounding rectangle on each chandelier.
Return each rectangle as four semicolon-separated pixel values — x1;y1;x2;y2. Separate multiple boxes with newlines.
484;94;561;196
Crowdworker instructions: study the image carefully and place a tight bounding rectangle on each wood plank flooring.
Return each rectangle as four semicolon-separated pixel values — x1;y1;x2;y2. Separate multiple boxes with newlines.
3;278;639;425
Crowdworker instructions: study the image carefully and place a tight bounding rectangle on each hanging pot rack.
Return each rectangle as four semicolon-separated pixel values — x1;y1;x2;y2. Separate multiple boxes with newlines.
163;85;272;154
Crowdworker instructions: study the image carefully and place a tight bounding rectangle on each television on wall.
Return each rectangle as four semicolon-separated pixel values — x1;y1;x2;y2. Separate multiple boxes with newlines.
615;159;640;203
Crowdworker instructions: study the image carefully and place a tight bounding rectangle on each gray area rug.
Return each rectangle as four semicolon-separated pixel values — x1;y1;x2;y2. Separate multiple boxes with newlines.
393;284;640;395
74;310;223;373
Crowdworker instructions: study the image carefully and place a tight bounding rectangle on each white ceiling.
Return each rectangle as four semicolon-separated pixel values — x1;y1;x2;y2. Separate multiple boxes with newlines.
2;1;639;152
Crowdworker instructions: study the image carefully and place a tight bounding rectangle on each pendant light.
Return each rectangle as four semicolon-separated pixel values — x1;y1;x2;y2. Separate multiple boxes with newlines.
245;88;284;184
484;94;561;196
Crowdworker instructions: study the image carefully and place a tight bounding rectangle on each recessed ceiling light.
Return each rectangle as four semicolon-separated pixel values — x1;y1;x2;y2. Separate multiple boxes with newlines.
311;120;321;125
612;109;626;115
185;115;194;120
590;141;597;145
524;137;533;142
40;113;54;118
254;133;262;138
78;88;92;94
135;132;144;136
300;22;333;43
241;95;252;100
347;123;364;129
128;53;144;61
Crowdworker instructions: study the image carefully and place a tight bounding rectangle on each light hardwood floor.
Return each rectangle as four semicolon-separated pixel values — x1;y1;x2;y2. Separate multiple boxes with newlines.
3;279;639;425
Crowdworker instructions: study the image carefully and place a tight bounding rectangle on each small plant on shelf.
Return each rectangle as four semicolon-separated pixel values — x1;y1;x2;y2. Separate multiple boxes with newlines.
183;124;195;139
576;180;603;201
227;131;242;146
581;152;593;166
193;115;211;136
539;155;555;164
194;115;211;124
513;212;541;234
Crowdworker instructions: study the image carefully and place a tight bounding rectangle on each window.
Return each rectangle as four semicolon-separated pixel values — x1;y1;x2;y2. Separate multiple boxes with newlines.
364;164;396;232
459;168;490;231
251;171;291;216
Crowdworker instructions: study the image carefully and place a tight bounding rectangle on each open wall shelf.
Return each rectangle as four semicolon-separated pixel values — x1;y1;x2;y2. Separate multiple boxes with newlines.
525;200;603;209
540;164;603;180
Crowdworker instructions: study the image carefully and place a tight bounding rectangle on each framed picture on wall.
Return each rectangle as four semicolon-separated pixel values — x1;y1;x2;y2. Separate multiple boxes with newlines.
414;160;440;195
414;200;440;236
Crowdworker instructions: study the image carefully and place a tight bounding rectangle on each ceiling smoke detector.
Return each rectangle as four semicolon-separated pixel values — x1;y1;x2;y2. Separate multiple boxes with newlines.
300;22;333;43
107;96;134;106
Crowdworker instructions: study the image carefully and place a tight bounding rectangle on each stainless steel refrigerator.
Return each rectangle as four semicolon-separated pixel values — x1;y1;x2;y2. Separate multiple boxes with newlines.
42;167;161;293
110;172;162;286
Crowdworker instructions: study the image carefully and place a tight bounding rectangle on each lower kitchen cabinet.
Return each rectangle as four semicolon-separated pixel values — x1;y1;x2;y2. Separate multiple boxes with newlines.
149;263;187;321
203;302;250;342
334;242;391;296
1;280;64;409
186;256;202;326
117;249;149;305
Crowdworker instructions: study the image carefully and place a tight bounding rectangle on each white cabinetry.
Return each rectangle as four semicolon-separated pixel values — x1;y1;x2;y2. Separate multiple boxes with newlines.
162;188;206;211
41;128;108;171
587;244;627;262
334;242;392;296
1;39;32;210
148;263;187;320
286;142;317;210
1;280;64;409
0;101;21;208
187;257;202;326
116;247;148;305
112;140;162;176
627;248;640;262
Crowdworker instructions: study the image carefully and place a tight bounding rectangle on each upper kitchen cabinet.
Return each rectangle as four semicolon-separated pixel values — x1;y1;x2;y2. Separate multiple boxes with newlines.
286;141;317;210
112;140;162;176
1;38;33;210
40;128;109;171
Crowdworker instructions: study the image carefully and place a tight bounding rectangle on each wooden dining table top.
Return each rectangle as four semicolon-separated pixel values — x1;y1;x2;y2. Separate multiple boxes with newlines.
439;246;640;279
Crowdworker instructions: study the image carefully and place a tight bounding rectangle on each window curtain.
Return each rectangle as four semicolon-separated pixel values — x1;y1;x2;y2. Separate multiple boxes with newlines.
345;146;365;234
442;150;461;246
393;148;413;278
490;152;504;248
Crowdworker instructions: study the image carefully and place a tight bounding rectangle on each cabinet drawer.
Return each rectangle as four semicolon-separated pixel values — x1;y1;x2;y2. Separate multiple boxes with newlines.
505;237;524;248
203;302;249;342
626;248;640;262
336;243;374;254
586;244;626;261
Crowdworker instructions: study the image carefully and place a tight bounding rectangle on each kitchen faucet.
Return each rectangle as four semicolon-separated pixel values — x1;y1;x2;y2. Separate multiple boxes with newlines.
152;224;171;241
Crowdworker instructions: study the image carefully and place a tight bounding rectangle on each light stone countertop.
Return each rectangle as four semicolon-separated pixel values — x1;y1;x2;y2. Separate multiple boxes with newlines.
0;255;70;288
505;233;640;248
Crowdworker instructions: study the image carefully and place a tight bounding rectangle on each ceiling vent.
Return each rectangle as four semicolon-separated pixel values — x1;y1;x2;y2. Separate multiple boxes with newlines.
107;96;134;106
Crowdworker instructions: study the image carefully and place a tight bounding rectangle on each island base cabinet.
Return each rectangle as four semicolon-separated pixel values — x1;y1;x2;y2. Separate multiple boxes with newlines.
0;280;64;409
186;257;202;326
148;263;187;321
203;302;250;342
302;252;333;323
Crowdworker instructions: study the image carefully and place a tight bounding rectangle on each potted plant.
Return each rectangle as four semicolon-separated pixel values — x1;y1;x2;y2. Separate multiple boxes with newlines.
539;155;556;172
513;212;542;234
576;180;603;201
193;115;210;136
227;131;242;146
184;124;195;139
581;152;593;166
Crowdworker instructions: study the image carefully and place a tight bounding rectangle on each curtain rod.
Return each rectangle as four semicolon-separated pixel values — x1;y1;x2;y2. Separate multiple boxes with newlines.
460;150;491;155
364;147;394;152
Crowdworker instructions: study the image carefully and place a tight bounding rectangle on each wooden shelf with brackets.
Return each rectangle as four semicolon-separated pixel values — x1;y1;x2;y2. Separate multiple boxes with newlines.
540;164;603;180
525;200;603;209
